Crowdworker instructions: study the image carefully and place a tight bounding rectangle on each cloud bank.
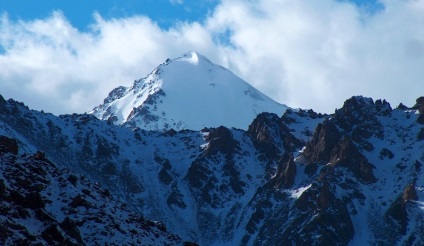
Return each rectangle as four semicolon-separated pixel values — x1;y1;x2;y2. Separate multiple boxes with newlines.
1;0;424;115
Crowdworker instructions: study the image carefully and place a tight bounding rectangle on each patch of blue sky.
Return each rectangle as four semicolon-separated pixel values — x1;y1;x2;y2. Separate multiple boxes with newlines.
341;0;385;14
213;28;236;48
0;0;219;31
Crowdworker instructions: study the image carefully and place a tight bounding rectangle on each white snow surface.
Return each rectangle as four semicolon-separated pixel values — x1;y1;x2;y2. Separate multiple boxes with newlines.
90;51;288;130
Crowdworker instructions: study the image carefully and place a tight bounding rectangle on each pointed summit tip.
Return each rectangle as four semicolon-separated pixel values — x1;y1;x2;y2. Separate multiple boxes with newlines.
176;51;199;64
175;51;211;65
182;51;199;58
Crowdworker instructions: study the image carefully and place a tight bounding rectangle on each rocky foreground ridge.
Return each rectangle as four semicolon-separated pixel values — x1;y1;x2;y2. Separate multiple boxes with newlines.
0;135;191;245
1;94;424;245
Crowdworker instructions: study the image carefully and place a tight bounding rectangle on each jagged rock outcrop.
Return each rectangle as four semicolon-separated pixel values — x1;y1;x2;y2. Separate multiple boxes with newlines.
386;183;418;237
202;126;239;156
329;136;376;183
412;96;424;124
284;181;354;245
303;120;342;174
247;112;302;155
272;152;296;188
402;182;418;201
303;97;379;181
334;96;386;151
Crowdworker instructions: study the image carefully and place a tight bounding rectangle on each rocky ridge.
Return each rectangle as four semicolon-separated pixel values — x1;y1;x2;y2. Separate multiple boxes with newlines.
2;93;424;245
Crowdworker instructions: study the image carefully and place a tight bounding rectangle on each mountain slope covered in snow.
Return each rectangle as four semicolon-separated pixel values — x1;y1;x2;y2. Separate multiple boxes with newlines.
90;51;288;130
3;92;424;245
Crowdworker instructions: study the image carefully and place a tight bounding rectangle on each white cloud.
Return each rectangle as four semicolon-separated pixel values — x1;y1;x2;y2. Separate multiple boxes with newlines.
206;0;424;112
1;0;424;115
0;11;219;114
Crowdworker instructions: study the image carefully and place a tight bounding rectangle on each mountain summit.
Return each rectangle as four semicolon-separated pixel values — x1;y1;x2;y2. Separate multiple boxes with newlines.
90;51;288;130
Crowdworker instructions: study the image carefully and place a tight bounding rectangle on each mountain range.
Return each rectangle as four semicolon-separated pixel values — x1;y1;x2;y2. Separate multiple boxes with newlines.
1;52;424;245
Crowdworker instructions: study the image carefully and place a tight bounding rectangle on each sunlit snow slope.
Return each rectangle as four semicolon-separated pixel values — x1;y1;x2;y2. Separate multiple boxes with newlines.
90;52;288;130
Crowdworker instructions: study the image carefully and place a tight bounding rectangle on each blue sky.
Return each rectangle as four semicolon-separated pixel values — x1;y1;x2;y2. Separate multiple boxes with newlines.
0;0;379;30
0;0;423;115
0;0;219;30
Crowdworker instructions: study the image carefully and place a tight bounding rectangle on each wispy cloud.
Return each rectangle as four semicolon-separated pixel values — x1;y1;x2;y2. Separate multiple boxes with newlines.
1;0;424;115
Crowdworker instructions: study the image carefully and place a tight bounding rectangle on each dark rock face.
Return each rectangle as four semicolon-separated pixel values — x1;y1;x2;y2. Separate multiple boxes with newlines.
397;103;408;110
416;114;424;125
60;217;84;245
417;128;424;141
383;183;419;241
336;96;389;126
414;160;422;172
329;136;376;183
248;113;282;144
402;183;418;201
413;97;424;124
185;127;247;212
272;153;296;188
41;224;66;245
24;192;45;209
283;96;391;244
412;96;424;111
247;112;303;186
247;112;302;157
103;86;127;104
302;97;378;182
333;96;385;150
167;187;187;209
126;105;159;124
0;135;19;155
387;196;409;236
69;194;91;208
203;126;238;156
185;159;214;190
303;120;341;168
289;182;354;245
144;89;166;105
156;156;173;185
375;99;393;116
379;148;394;159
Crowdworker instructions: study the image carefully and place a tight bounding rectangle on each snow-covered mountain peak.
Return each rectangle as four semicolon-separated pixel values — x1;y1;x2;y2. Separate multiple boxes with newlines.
91;52;288;131
175;51;201;65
